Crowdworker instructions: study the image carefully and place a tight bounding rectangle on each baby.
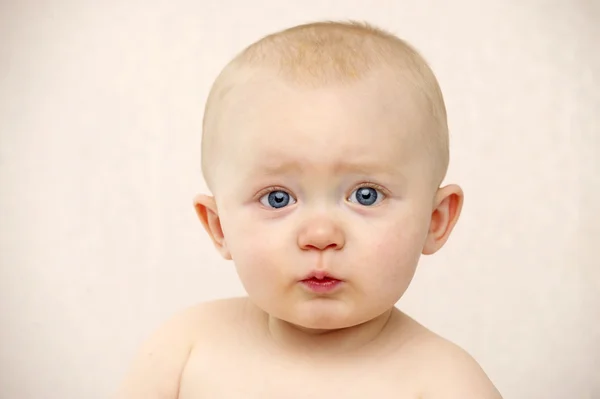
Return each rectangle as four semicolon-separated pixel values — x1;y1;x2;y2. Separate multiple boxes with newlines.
117;21;502;398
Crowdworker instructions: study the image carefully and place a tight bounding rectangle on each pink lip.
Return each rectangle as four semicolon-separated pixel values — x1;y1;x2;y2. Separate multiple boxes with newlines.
301;270;340;280
299;271;343;294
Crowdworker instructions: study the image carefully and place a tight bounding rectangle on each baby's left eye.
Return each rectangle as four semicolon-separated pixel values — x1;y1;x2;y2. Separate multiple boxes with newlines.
348;186;385;206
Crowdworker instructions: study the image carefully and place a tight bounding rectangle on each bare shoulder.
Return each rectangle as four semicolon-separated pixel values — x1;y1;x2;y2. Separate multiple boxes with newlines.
115;297;247;399
395;313;503;399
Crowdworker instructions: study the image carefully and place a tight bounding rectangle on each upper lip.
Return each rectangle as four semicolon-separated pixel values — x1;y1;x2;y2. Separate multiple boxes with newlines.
301;270;341;281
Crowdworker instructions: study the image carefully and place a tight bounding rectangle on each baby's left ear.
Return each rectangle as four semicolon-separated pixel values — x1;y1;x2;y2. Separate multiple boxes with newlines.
422;184;464;255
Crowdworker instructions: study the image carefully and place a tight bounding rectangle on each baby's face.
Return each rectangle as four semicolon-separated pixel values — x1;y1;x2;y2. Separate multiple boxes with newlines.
207;71;441;330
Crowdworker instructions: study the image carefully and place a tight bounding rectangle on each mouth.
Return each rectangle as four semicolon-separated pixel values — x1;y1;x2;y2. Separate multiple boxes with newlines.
301;270;341;280
299;271;343;293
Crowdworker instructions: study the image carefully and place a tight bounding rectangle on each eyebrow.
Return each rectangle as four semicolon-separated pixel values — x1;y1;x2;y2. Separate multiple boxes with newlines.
253;159;396;176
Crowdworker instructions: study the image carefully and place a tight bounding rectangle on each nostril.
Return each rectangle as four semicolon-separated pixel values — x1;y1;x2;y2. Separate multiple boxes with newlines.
297;223;345;251
303;242;339;251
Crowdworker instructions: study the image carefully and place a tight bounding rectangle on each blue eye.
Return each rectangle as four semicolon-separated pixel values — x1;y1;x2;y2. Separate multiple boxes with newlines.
259;190;296;209
348;186;384;206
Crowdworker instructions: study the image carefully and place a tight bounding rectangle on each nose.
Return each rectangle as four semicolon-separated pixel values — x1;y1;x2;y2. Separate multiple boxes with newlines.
297;217;345;251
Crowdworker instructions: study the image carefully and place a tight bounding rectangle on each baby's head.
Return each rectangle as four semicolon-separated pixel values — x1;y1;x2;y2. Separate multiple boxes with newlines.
195;21;463;331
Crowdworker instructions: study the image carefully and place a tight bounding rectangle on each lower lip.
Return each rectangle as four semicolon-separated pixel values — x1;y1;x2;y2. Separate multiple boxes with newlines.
300;277;343;293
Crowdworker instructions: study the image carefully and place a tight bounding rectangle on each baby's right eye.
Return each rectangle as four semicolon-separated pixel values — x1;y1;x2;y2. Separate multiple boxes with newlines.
259;190;296;209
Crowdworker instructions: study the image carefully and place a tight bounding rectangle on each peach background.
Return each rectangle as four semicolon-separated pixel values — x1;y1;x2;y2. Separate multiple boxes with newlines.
1;1;598;398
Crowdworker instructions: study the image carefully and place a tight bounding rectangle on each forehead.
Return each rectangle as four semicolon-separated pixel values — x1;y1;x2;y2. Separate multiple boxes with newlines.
217;69;429;177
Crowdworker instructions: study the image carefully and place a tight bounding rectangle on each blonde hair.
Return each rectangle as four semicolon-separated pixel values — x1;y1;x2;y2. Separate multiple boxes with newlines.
201;20;449;188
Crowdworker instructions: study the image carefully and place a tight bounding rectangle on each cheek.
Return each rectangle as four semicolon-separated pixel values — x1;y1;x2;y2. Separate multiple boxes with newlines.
220;211;288;288
358;213;429;283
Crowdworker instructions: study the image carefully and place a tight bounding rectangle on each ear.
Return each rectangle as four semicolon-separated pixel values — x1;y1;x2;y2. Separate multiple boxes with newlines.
193;194;232;260
422;184;464;255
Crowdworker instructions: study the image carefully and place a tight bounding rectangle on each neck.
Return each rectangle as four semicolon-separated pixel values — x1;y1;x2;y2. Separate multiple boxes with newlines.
265;308;397;357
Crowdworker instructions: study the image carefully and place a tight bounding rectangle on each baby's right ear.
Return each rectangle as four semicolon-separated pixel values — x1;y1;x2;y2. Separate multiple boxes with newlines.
193;194;232;260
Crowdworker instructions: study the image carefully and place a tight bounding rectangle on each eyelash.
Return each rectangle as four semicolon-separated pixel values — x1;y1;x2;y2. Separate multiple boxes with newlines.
353;181;388;197
254;186;293;201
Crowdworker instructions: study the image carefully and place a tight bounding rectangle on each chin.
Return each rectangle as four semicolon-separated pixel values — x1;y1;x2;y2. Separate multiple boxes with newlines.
293;318;350;332
252;293;392;332
287;307;371;332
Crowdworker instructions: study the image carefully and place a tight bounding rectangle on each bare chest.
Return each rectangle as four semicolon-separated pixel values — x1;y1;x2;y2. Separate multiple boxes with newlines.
178;349;422;399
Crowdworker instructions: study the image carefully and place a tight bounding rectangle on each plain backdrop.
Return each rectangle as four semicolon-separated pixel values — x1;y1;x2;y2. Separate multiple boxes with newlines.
1;1;599;398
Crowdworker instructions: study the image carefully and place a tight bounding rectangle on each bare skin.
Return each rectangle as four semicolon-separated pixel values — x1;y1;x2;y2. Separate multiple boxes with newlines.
117;67;502;398
117;297;501;398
